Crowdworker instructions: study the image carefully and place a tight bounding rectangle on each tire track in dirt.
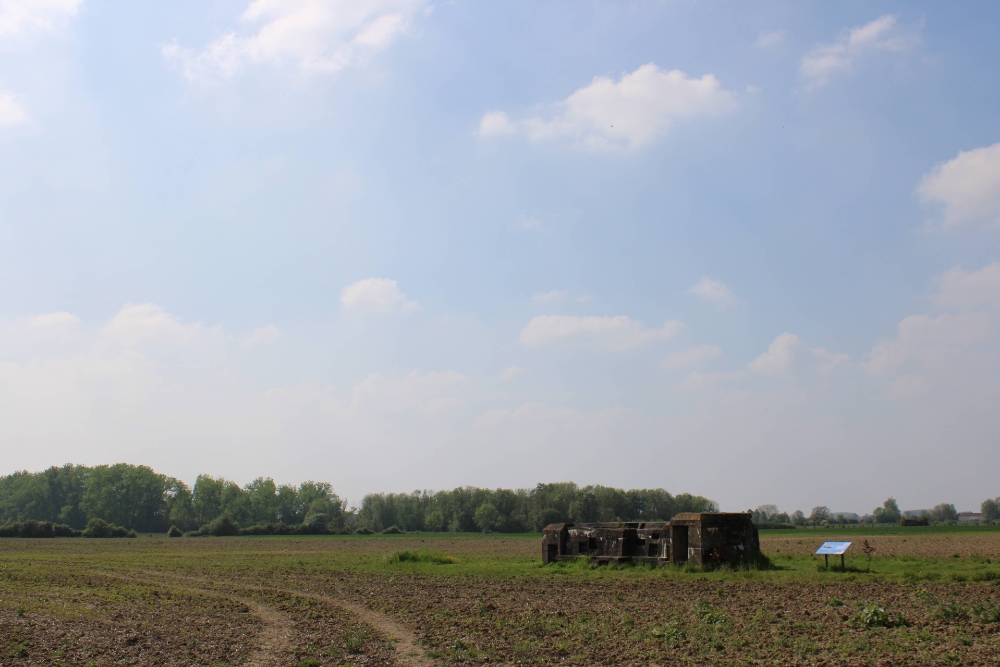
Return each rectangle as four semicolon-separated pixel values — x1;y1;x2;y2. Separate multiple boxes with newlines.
95;571;294;666
137;570;436;667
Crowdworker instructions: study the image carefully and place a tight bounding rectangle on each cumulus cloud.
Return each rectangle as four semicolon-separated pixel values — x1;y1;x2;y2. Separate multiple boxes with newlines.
163;0;425;82
101;303;219;345
665;344;722;370
800;15;921;89
0;0;81;38
865;313;991;376
749;333;847;376
0;93;27;126
918;142;1000;228
689;277;738;308
243;324;281;347
340;278;418;314
931;263;1000;311
519;315;682;351
478;63;737;152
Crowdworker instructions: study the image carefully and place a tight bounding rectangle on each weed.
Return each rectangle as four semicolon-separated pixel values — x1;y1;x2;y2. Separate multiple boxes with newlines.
343;630;368;654
825;597;844;607
933;602;970;622
383;549;457;565
848;602;907;629
298;660;321;667
694;598;727;625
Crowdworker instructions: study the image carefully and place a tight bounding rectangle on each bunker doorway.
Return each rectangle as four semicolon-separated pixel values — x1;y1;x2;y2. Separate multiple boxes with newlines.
672;526;688;563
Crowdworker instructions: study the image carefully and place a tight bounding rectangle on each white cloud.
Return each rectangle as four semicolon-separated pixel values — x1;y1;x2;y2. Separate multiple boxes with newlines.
800;15;921;89
0;93;27;127
749;333;847;376
478;63;737;152
918;142;1000;228
865;313;991;376
689;277;738;308
163;0;425;82
531;290;567;304
243;324;281;347
519;315;682;351
101;303;218;345
931;263;1000;311
665;344;721;370
0;0;81;38
498;365;523;381
340;278;418;314
755;30;784;47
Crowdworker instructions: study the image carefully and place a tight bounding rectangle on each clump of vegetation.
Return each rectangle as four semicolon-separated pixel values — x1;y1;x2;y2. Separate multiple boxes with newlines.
167;525;183;537
384;549;458;565
932;601;970;622
187;515;240;537
649;621;685;643
848;602;907;629
693;598;727;625
81;518;136;538
0;521;82;538
343;629;368;654
354;527;373;535
382;525;404;535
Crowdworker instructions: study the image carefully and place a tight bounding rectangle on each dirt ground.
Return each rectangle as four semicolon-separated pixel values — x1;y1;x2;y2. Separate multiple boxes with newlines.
3;534;1000;666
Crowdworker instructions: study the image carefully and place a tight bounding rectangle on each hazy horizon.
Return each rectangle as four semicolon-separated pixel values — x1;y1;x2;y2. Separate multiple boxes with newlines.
2;1;999;516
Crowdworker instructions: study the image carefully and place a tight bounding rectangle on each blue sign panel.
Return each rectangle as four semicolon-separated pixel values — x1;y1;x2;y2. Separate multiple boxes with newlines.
815;541;852;555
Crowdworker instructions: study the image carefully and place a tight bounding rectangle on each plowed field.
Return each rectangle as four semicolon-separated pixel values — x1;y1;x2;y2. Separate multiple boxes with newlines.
3;532;1000;666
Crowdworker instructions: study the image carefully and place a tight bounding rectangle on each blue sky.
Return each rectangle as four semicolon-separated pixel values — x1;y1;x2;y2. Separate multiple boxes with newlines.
2;1;1000;515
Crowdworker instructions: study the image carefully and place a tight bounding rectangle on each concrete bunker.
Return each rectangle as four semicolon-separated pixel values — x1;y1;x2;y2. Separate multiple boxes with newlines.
541;512;759;567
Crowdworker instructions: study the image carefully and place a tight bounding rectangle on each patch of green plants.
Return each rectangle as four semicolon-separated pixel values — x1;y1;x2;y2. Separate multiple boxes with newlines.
383;549;458;565
847;602;908;629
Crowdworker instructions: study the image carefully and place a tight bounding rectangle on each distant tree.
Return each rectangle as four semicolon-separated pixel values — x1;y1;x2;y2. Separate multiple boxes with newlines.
930;503;958;523
81;464;170;532
982;498;1000;523
809;506;830;523
872;498;901;524
753;504;780;523
791;510;806;526
474;503;501;533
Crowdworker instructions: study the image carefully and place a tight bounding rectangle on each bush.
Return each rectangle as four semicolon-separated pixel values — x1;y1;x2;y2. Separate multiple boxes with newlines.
81;518;136;538
0;521;67;538
381;525;404;535
354;527;373;535
384;549;458;565
190;515;241;537
753;522;797;530
167;525;183;537
848;602;907;629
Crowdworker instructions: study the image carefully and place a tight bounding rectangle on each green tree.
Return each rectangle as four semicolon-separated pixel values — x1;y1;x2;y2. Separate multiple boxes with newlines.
872;497;902;524
930;503;958;523
982;497;1000;522
81;464;170;532
473;503;501;533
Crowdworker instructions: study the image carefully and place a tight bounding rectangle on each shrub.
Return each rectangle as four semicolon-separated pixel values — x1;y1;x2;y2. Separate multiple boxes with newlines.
167;526;183;537
81;518;136;538
384;549;458;565
848;602;907;629
381;525;404;535
354;527;373;535
53;523;82;537
0;521;65;538
190;515;240;537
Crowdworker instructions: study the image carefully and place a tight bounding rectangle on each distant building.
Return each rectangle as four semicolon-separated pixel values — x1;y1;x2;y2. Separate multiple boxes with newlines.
957;512;982;523
542;512;759;567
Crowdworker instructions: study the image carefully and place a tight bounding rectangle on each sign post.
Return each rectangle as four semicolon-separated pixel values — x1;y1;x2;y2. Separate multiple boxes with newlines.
815;542;852;571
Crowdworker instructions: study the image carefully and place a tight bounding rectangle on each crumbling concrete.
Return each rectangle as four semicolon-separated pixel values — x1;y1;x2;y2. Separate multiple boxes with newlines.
542;512;759;567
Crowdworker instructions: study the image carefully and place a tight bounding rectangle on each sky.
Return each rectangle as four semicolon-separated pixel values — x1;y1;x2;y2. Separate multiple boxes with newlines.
2;1;1000;515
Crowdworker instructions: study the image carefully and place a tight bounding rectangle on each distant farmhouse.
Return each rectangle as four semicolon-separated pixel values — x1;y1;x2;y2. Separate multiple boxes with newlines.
958;512;982;523
542;512;759;567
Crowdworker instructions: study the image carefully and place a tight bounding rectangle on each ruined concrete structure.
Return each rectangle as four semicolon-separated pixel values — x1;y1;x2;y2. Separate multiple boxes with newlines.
541;512;759;567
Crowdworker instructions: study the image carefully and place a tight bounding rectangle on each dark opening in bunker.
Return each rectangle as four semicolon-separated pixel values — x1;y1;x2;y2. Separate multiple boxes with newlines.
672;525;688;563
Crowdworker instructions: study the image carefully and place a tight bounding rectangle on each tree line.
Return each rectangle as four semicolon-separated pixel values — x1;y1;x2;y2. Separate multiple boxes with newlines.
753;497;999;527
0;463;717;534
